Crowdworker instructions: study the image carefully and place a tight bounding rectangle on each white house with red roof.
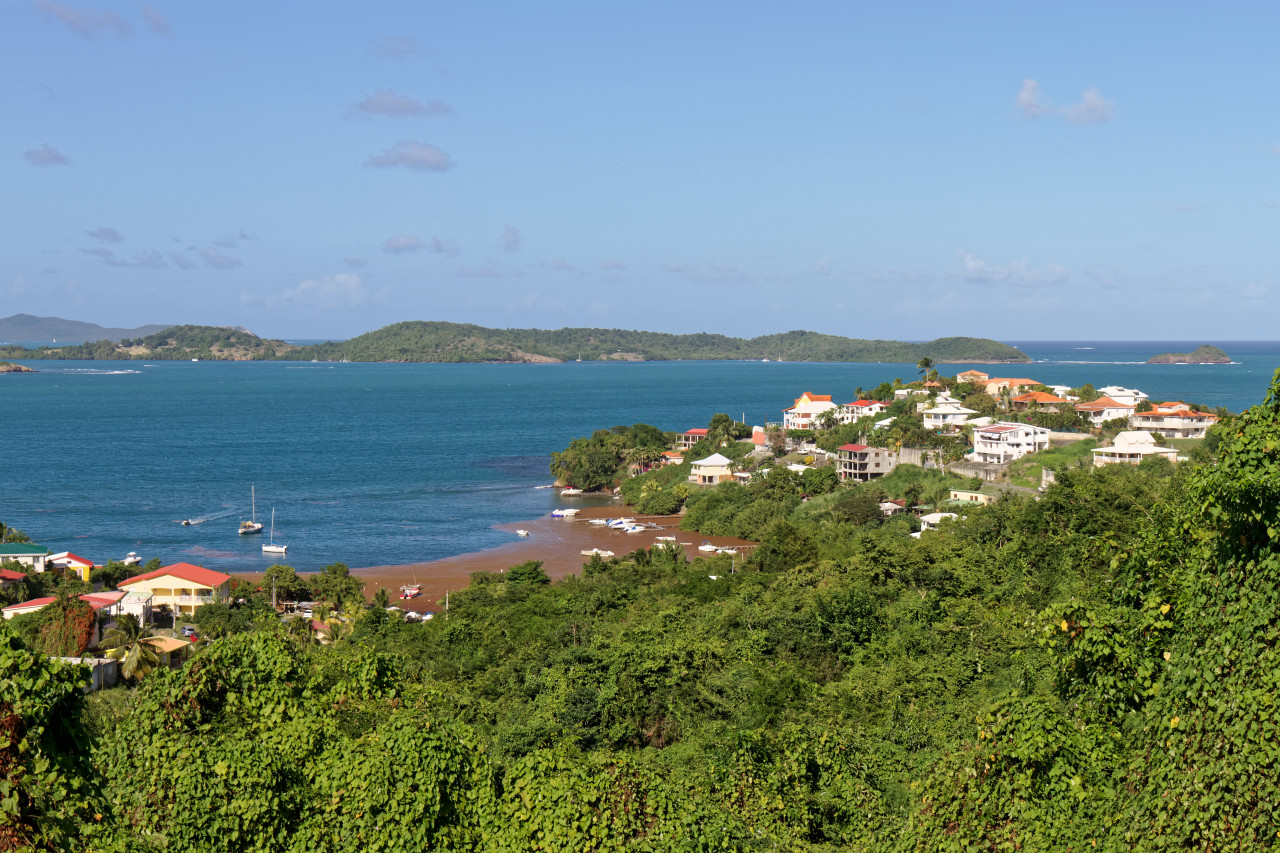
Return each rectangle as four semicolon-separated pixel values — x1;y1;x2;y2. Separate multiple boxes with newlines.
677;428;709;450
783;392;836;430
835;444;897;483
972;422;1050;464
118;562;232;618
3;590;127;648
838;400;889;424
46;552;96;582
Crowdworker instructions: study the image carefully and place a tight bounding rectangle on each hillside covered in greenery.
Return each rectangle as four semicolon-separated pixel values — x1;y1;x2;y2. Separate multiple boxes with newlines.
291;321;1030;363
0;321;1029;364
5;370;1279;849
0;324;298;361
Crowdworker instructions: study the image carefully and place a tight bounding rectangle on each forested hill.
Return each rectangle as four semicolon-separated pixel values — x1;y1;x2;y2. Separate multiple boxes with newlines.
0;325;298;361
0;313;171;343
289;321;1031;363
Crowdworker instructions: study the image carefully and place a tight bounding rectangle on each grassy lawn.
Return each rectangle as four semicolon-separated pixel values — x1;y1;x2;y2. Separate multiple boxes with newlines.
1166;437;1203;453
1006;438;1097;489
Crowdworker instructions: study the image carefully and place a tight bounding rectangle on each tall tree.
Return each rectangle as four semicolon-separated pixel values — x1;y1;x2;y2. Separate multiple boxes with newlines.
100;614;161;680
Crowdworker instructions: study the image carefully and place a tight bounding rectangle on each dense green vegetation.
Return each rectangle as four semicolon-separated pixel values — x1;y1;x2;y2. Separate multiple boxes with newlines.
4;373;1278;849
0;321;1030;364
1146;343;1231;364
0;325;297;361
293;322;1030;363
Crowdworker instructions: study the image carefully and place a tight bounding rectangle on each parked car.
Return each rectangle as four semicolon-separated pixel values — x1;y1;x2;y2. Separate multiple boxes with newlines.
181;626;197;638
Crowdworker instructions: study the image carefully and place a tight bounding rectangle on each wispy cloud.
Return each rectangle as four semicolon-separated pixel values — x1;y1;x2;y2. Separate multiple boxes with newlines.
814;256;831;276
599;260;626;271
169;251;198;270
549;259;579;272
87;226;124;243
24;143;70;166
247;273;375;310
344;257;369;268
1064;89;1116;125
955;250;1068;286
663;262;754;287
501;224;522;252
141;4;169;35
383;234;423;254
1016;79;1116;125
374;36;421;58
365;141;453;171
428;236;459;256
1016;79;1052;118
81;247;167;268
213;229;258;249
201;248;241;269
37;0;132;37
352;90;452;118
458;265;511;278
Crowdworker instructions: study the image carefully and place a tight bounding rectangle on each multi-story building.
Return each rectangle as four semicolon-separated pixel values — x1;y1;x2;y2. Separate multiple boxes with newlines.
971;422;1050;464
118;562;232;619
1074;395;1136;427
783;392;836;430
1128;407;1217;439
835;444;897;483
1092;431;1179;465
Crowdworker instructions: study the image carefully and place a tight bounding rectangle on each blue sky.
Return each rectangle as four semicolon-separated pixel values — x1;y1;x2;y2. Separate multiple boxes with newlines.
6;2;1278;341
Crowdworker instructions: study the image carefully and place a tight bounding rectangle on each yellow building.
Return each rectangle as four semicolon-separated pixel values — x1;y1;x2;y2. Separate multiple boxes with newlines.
118;562;232;618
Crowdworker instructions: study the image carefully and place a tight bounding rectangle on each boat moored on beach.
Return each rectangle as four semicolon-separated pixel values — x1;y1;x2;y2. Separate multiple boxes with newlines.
560;488;584;496
581;548;614;558
399;583;422;600
551;508;580;518
515;529;530;537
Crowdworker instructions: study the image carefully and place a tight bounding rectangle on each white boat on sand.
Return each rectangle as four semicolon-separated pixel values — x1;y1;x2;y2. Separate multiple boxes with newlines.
516;529;530;537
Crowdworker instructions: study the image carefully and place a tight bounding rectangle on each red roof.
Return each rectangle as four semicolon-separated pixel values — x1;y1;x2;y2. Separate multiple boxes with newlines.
3;592;122;613
847;400;883;408
981;425;1020;433
838;443;870;452
120;562;232;589
48;552;95;567
1075;395;1132;412
0;569;25;582
683;428;708;435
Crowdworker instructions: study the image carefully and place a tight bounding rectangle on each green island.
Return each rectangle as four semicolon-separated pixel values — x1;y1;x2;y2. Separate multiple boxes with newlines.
0;361;34;373
0;366;1275;849
1146;344;1231;364
0;321;1030;363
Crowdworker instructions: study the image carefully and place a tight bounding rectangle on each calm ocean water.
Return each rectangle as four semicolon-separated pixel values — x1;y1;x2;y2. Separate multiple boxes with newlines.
2;341;1277;571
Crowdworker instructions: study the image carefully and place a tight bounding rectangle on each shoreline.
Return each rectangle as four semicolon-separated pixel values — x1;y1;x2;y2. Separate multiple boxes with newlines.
237;504;756;613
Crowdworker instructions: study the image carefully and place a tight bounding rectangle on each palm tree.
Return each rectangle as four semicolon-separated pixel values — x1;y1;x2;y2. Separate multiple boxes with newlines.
100;614;161;681
917;357;934;383
0;523;29;544
285;614;315;648
372;587;390;610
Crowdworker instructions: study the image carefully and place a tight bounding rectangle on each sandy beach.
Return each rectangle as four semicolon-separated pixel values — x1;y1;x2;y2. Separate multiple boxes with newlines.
348;504;756;612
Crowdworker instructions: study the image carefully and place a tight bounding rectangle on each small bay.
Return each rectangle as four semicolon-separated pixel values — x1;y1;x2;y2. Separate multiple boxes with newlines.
2;340;1277;571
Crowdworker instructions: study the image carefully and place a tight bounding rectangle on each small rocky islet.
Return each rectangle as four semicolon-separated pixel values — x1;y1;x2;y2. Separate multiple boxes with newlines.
1146;344;1231;364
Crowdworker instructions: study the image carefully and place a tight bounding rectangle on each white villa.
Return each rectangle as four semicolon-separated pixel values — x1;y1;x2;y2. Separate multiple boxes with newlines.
1074;396;1136;427
783;392;836;430
839;400;889;423
688;453;735;486
1092;431;1179;466
971;422;1050;464
1128;406;1217;439
923;402;978;432
1097;386;1149;408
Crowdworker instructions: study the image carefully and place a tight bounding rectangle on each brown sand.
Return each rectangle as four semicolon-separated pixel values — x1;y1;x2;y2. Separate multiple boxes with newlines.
237;504;755;613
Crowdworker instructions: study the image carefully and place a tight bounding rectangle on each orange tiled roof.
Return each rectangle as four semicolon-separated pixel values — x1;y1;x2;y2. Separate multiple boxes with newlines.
120;562;232;589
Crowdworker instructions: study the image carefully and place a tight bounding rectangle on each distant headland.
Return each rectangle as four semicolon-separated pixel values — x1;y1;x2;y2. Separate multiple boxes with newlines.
0;361;34;373
0;318;1032;364
1147;345;1231;364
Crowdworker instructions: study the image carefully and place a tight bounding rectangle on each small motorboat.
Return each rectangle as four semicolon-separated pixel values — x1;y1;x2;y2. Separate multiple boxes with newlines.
698;541;718;552
560;488;584;496
716;548;739;556
181;519;194;526
655;536;676;541
551;508;580;518
581;548;615;558
607;517;635;529
516;529;530;537
122;552;141;566
399;583;422;600
588;518;610;525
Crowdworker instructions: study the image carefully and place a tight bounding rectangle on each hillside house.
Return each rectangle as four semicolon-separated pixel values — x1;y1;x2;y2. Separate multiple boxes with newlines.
677;428;709;450
1097;386;1149;407
1092;431;1179;466
1010;391;1070;412
783;392;836;430
0;544;49;573
688;453;734;486
972;422;1050;464
1128;407;1217;439
839;400;889;423
118;562;232;619
835;444;897;483
923;402;977;432
983;378;1042;396
949;489;996;506
956;370;989;384
1074;396;1136;427
46;552;95;582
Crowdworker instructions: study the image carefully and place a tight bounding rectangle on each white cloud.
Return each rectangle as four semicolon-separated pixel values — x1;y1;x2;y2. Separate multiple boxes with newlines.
345;257;369;268
82;247;167;268
383;234;423;254
1016;79;1115;125
501;224;522;252
1064;88;1116;125
254;273;374;310
955;251;1068;286
37;0;131;37
365;141;453;171
24;143;70;166
599;260;626;270
353;90;452;118
213;229;258;249
169;251;198;270
1016;79;1051;118
87;226;123;243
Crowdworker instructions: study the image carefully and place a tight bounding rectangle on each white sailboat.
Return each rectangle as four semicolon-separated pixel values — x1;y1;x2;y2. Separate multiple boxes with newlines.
239;485;263;535
262;508;287;554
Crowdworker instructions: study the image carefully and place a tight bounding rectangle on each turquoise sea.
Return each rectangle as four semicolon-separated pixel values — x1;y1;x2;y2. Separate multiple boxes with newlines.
2;341;1277;572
